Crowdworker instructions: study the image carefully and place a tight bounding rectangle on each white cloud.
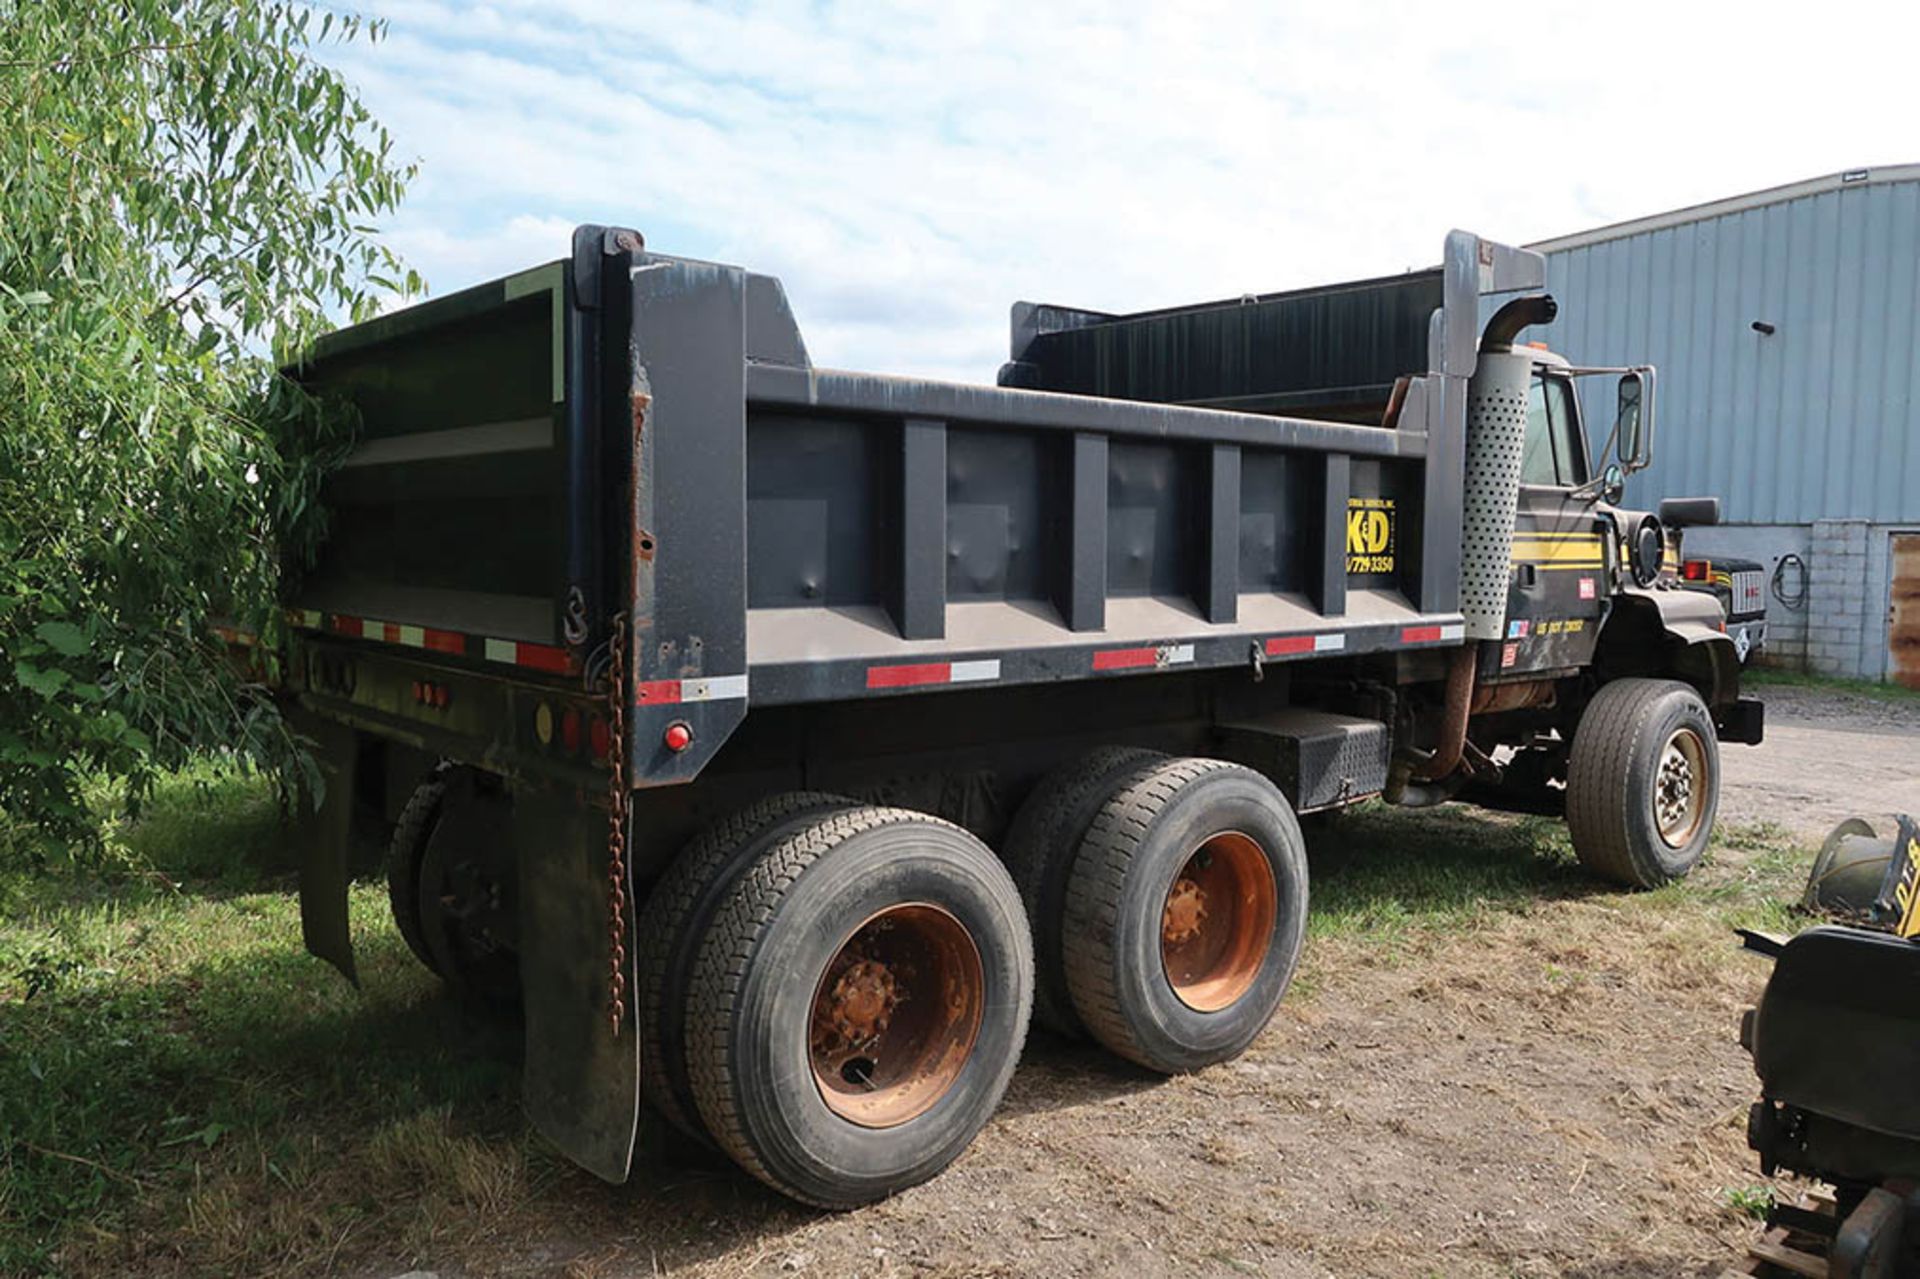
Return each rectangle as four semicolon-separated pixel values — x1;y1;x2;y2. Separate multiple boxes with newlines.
324;0;1920;381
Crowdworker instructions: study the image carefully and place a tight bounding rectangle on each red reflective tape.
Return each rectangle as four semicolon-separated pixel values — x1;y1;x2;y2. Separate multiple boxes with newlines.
423;629;465;654
1401;625;1445;644
867;662;952;689
330;615;363;638
1265;635;1315;656
382;623;402;644
516;642;572;674
1092;647;1158;671
635;679;683;705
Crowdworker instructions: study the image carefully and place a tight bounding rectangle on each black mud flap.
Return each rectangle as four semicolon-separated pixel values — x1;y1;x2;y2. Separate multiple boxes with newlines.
291;712;361;986
514;786;640;1183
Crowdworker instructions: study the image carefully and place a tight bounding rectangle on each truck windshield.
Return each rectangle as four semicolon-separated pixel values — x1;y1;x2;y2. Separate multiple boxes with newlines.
1521;373;1583;487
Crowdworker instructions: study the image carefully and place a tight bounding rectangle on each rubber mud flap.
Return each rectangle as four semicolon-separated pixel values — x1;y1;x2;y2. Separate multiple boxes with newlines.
291;712;360;986
515;786;640;1183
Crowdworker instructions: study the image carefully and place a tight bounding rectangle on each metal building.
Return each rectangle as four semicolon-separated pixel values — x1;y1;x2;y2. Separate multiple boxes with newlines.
1528;165;1920;683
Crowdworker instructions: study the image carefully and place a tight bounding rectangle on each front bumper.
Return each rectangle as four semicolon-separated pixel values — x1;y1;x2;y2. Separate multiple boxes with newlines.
1727;617;1767;664
1718;696;1765;746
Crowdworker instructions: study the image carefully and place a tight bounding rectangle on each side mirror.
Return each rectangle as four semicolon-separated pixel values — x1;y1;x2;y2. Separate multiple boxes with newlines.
1600;462;1625;505
1615;372;1647;469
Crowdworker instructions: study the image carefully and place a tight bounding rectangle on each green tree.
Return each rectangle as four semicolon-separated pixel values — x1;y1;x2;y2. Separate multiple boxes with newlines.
0;1;418;855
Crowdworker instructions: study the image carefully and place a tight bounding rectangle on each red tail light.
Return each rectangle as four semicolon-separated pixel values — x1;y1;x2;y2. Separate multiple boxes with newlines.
1681;559;1710;582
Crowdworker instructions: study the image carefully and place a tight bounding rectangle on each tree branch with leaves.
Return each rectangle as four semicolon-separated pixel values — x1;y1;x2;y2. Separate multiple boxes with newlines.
0;0;421;857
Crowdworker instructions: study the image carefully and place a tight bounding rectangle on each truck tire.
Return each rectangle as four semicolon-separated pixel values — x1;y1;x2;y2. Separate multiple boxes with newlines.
685;806;1032;1208
412;770;521;1005
635;791;854;1140
1566;677;1720;888
1001;746;1165;1038
1062;758;1308;1075
386;765;450;976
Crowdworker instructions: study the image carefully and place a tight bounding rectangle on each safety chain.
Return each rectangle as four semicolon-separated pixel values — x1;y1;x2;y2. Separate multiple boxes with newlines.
604;612;630;1036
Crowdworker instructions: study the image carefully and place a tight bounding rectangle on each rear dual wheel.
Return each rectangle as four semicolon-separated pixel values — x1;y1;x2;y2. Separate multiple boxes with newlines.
684;807;1032;1208
386;766;520;1003
635;792;856;1139
1001;746;1166;1037
1061;758;1308;1074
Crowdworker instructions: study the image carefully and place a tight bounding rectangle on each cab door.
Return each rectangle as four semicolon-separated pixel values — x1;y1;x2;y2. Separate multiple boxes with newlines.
1491;369;1610;679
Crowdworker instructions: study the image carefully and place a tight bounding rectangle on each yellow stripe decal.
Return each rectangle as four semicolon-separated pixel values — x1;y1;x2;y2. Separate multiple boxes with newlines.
1511;540;1606;566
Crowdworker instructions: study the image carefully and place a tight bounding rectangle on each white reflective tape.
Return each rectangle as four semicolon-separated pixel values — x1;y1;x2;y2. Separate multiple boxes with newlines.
949;659;1001;683
681;673;749;702
1162;643;1196;665
1313;633;1346;652
1439;623;1466;642
288;608;325;630
396;624;425;648
483;638;517;664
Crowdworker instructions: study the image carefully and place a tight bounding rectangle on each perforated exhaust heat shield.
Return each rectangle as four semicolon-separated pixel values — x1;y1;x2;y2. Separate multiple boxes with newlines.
1460;348;1531;641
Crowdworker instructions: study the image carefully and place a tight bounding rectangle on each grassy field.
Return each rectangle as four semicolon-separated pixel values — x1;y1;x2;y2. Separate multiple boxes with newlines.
0;767;535;1275
0;767;1816;1277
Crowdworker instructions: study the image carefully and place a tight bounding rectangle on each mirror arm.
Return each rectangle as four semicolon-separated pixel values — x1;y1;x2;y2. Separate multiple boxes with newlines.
1638;367;1657;470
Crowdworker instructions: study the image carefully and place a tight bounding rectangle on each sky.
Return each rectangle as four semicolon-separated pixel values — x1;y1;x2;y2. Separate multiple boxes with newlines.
320;0;1920;383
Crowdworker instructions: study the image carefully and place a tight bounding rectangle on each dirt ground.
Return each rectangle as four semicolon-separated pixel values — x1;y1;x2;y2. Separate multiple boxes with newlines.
1721;681;1920;837
327;685;1919;1279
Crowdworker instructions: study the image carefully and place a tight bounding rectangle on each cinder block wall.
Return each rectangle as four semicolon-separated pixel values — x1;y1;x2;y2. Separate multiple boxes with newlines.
1807;519;1872;677
1682;520;1901;679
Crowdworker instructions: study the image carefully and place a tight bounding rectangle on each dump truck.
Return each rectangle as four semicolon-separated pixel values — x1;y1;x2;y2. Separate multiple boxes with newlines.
281;226;1763;1207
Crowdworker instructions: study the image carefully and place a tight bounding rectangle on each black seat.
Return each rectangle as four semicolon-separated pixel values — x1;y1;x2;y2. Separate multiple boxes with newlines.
1752;925;1920;1143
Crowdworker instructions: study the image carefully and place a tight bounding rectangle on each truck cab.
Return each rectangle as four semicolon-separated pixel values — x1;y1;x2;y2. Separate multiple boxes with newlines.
1494;342;1667;682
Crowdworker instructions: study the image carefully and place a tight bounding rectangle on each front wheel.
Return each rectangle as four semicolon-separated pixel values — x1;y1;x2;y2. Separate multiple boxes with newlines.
1566;678;1720;888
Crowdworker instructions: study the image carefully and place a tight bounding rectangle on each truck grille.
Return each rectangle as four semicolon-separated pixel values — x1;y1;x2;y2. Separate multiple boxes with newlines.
1730;569;1766;618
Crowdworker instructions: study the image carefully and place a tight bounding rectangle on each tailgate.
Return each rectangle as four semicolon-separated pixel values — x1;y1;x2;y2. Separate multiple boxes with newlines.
289;262;588;674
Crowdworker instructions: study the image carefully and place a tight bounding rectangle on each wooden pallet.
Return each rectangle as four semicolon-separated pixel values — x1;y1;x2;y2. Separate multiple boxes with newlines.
1721;1188;1838;1279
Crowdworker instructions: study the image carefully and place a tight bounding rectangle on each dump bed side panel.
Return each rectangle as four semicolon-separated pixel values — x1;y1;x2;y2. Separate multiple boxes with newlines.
613;244;1510;787
734;365;1456;709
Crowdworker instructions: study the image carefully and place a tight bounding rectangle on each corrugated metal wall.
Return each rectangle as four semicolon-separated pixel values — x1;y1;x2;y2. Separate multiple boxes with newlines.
1538;178;1920;524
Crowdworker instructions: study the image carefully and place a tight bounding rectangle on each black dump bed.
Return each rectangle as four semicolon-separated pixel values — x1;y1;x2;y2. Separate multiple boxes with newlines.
284;227;1544;787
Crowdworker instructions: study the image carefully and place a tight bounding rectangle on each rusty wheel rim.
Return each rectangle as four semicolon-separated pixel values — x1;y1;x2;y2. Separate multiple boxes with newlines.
1160;831;1278;1013
1654;726;1709;848
808;903;983;1128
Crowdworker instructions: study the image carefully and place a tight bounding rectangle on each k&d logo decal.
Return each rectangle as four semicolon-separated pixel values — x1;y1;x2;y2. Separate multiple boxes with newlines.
1346;497;1395;574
